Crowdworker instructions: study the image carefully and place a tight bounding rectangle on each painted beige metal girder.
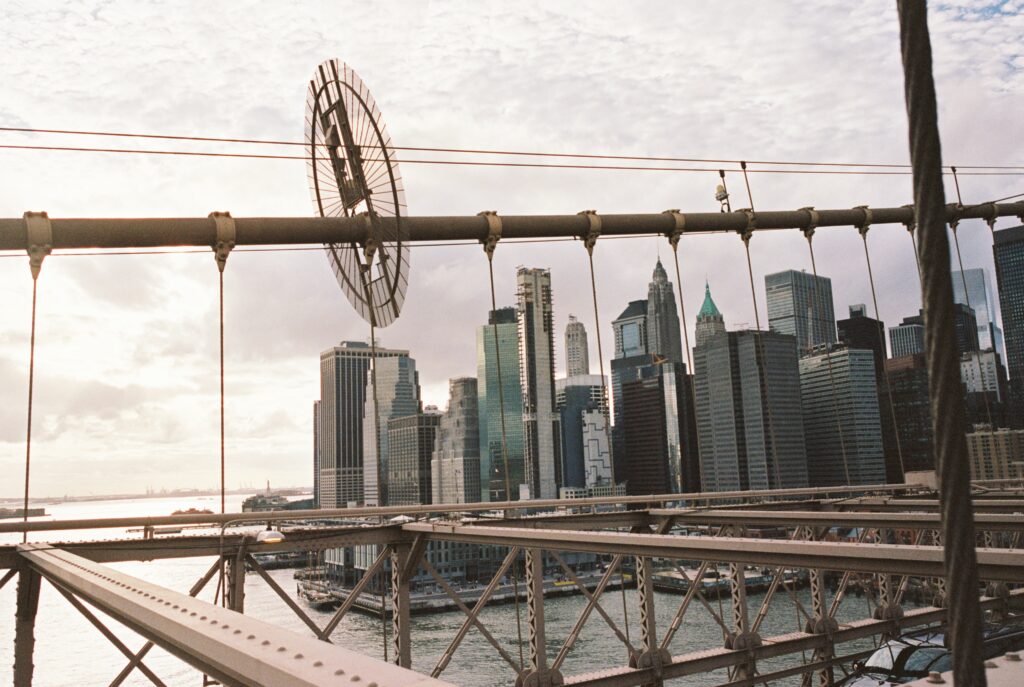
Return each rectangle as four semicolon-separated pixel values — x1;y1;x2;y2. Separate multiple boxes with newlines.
17;544;452;687
651;509;1024;531
401;523;1024;581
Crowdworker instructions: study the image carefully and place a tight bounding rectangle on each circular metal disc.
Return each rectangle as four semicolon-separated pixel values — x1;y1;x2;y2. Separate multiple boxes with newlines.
305;59;409;328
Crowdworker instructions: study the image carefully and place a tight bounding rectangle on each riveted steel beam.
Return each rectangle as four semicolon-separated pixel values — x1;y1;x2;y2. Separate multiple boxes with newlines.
17;544;452;687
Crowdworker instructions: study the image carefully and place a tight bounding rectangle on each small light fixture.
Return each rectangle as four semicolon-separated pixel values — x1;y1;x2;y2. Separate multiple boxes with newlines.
256;524;285;544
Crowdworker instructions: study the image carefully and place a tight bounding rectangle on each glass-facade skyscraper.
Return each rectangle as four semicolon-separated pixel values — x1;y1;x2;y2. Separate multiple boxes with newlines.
953;268;1004;358
362;354;421;506
799;346;885;486
476;307;525;501
766;269;837;354
995;226;1024;389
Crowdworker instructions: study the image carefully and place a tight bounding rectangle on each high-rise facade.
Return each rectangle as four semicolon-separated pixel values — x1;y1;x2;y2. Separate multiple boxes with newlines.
362;355;421;506
960;350;1006;401
318;341;408;508
646;259;684;364
694;327;809;492
889;317;926;359
619;361;699;494
564;315;590;377
613;300;648;359
387;411;441;506
581;409;612;488
994;226;1024;389
766;269;837;354
965;428;1024;481
313;401;321;509
883;354;933;477
556;374;607;490
798;346;886;486
953;268;1004;357
517;267;561;499
431;378;482;504
837;305;887;379
476;307;525;502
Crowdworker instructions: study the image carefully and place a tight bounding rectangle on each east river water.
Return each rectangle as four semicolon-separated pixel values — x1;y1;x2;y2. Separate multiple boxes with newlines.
0;495;884;686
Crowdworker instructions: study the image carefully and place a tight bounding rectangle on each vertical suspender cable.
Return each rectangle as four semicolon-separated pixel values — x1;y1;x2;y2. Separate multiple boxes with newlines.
219;271;226;514
579;210;631;646
22;277;39;543
860;229;908;479
896;3;985;685
479;211;525;671
368;320;389;662
803;222;852;485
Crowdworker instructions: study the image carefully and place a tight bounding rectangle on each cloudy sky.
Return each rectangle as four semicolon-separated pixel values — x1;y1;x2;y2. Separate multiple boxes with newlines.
1;1;1021;497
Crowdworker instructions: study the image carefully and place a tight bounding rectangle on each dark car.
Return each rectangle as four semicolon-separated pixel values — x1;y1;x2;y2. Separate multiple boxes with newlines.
838;621;1024;686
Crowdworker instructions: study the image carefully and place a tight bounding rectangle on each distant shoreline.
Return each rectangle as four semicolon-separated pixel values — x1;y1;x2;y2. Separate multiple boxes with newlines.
0;487;312;506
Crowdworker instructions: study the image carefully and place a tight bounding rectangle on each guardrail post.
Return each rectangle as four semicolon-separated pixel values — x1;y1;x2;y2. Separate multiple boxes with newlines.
726;560;761;680
804;527;837;687
633;555;669;686
14;566;41;687
224;553;245;613
521;548;562;686
390;542;412;668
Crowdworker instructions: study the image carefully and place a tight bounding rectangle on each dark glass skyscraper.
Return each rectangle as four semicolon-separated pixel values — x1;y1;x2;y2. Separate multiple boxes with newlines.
765;269;837;355
476;307;525;501
995;226;1024;388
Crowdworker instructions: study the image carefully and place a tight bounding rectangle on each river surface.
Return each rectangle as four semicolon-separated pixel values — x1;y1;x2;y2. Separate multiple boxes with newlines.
0;495;886;686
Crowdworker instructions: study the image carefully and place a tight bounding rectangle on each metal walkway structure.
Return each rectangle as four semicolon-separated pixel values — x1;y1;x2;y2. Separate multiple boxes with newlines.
4;484;1024;686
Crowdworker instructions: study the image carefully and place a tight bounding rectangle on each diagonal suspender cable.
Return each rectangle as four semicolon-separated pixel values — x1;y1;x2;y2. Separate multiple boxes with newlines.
897;3;984;685
22;212;51;543
859;222;908;479
802;212;851;485
579;210;631;646
736;167;786;491
665;210;705;493
948;169;996;431
479;211;525;671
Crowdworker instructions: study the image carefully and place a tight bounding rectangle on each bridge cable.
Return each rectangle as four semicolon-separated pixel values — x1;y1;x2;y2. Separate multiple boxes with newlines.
665;210;706;494
579;210;632;646
802;213;852;485
735;166;786;492
897;2;985;685
367;320;389;662
21;277;38;544
948;167;996;432
859;221;908;479
479;211;526;671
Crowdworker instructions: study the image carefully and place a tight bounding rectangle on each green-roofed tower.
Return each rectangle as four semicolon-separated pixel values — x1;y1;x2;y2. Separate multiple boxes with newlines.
696;281;725;347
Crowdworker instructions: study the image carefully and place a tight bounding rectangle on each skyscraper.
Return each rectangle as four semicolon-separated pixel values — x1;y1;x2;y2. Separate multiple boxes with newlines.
362;354;421;506
581;409;612;489
837;305;887;379
387;410;441;506
564;315;590;377
476;307;525;501
619;361;699;494
884;354;933;477
889;317;926;358
313;401;321;509
318;341;408;508
766;269;837;354
432;378;482;504
517;267;561;499
965;428;1024;481
798;346;886;486
695;282;726;348
953;268;1004;357
613;300;648;359
994;226;1024;388
556;374;607;490
646;259;684;364
694;326;809;492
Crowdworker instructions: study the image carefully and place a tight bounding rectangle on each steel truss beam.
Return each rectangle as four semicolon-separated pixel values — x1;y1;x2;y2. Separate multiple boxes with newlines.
401;523;1024;581
652;509;1024;532
1;202;1022;250
17;544;452;687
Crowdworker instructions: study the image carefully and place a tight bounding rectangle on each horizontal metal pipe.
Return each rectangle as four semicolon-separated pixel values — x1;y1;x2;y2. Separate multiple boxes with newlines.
1;202;1021;250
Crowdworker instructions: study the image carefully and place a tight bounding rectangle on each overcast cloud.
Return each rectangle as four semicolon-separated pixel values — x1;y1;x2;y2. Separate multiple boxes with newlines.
1;1;1022;496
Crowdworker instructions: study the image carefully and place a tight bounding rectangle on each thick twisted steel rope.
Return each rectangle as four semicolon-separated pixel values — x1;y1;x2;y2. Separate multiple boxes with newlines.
897;2;985;685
